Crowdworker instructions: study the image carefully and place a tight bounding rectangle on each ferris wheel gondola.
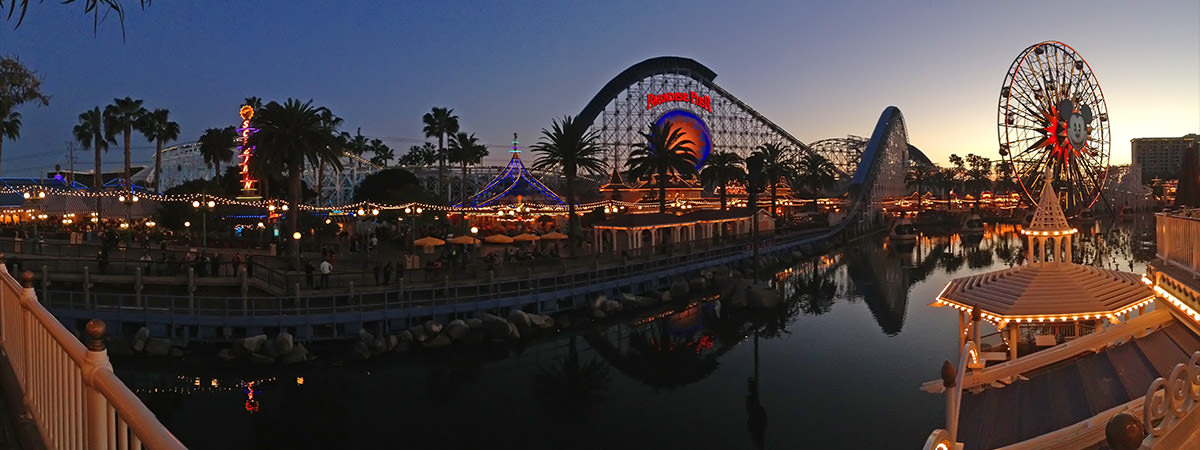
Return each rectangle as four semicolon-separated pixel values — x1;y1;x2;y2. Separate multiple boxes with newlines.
998;41;1110;216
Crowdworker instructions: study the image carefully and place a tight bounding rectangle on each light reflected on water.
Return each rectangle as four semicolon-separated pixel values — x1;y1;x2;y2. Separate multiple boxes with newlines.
116;215;1157;449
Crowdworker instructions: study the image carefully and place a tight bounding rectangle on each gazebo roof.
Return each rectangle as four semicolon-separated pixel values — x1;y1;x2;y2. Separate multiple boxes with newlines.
937;263;1154;321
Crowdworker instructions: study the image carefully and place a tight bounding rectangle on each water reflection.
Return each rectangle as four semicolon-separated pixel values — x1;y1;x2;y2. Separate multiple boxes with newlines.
115;216;1156;449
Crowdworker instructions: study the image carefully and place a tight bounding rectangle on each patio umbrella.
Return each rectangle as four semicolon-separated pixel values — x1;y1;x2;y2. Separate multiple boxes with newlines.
513;233;541;242
413;236;446;247
539;231;568;240
447;235;479;245
484;234;514;244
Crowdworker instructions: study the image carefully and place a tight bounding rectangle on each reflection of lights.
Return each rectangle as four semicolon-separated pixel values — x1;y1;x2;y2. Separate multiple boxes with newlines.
296;377;304;385
211;379;218;388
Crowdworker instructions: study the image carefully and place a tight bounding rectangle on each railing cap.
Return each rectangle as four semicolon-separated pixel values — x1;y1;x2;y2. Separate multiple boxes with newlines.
85;318;107;351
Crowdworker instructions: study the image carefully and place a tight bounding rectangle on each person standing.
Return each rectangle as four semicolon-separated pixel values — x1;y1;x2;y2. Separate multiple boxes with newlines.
383;262;393;285
319;257;332;290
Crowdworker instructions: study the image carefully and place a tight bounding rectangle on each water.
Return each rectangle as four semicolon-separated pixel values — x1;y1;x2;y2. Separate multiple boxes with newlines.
116;216;1157;450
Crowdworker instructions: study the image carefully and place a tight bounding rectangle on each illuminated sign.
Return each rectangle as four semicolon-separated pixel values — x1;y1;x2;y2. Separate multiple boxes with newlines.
654;109;711;168
647;91;711;112
236;105;262;200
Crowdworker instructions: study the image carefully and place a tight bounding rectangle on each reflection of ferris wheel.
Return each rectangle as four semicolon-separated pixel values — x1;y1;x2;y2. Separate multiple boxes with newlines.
998;41;1109;215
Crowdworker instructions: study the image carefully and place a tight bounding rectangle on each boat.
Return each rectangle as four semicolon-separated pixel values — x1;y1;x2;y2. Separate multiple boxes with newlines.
920;170;1200;450
888;217;917;242
959;214;985;236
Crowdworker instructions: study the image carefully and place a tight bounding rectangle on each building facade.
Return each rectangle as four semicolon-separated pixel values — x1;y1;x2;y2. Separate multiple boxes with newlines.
1132;134;1199;180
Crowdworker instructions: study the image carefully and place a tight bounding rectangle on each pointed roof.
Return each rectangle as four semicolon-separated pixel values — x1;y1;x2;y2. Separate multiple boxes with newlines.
600;167;629;190
456;134;564;208
1026;167;1073;233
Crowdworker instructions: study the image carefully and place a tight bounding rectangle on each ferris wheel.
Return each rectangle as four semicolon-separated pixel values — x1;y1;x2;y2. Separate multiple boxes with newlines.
998;41;1110;215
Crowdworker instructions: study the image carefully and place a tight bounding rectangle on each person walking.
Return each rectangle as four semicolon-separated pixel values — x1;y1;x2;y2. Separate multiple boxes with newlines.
319;257;332;290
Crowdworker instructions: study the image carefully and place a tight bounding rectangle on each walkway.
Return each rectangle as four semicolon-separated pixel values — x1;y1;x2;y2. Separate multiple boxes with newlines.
957;322;1200;449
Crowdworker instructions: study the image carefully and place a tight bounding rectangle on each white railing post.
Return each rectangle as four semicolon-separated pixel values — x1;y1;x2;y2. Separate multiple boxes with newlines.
83;318;112;448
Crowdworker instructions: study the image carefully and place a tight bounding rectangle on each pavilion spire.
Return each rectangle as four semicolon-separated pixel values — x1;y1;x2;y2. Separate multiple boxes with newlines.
1026;166;1072;234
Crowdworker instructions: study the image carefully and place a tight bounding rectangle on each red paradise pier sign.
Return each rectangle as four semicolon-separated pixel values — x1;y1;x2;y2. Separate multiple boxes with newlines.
647;92;711;112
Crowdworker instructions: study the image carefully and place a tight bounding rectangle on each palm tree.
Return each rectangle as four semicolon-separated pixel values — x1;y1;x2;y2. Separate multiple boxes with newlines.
102;97;148;189
752;142;797;217
447;131;489;205
626;120;697;214
699;151;744;210
906;167;932;195
139;108;179;192
198;126;237;180
422;107;459;204
0;112;21;176
367;138;394;167
792;153;838;198
73;107;111;214
0;56;50;175
247;99;344;262
532;116;607;252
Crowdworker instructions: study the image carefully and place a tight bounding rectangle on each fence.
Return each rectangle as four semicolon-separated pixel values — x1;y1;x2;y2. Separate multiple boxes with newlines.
0;266;185;449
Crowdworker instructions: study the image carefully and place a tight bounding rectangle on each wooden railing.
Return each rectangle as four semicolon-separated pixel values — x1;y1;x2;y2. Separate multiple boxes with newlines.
0;265;185;450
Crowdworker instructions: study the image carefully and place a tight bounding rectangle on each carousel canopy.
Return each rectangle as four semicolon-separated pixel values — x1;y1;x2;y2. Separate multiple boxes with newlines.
540;231;568;240
937;264;1154;320
484;234;514;244
456;134;563;208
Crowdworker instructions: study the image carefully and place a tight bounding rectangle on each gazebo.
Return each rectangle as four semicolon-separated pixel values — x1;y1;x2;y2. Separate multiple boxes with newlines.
932;169;1155;360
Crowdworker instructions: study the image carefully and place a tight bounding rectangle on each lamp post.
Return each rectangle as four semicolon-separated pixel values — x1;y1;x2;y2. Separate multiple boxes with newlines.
118;192;139;243
403;206;424;252
192;199;215;250
23;189;46;253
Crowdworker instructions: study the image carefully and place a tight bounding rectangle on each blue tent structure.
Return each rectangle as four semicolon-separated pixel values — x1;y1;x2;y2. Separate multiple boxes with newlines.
455;135;563;208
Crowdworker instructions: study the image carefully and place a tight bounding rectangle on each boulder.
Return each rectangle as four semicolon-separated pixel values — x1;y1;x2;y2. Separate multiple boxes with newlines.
398;330;414;342
424;334;453;348
466;318;483;329
661;290;673;303
280;343;308;364
351;341;372;360
144;338;171;357
387;335;399;351
592;295;608;311
408;325;428;342
529;314;555;329
249;353;276;364
358;328;375;345
591;309;607;319
423;320;443;336
483;318;512;340
507;322;521;339
274;332;294;355
242;334;268;353
132;327;150;353
604;300;622;312
446;320;470;340
216;348;237;361
393;341;413;353
372;336;388;353
507;309;532;328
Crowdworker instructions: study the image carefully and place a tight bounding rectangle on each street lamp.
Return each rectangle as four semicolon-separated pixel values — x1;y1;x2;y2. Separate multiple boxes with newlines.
23;189;46;253
192;199;215;249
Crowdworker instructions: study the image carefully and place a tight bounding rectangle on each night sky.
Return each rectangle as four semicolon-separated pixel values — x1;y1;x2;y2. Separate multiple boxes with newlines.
1;1;1197;178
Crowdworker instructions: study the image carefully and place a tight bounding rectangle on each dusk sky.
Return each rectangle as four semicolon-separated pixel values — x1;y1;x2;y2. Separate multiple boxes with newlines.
1;1;1197;178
